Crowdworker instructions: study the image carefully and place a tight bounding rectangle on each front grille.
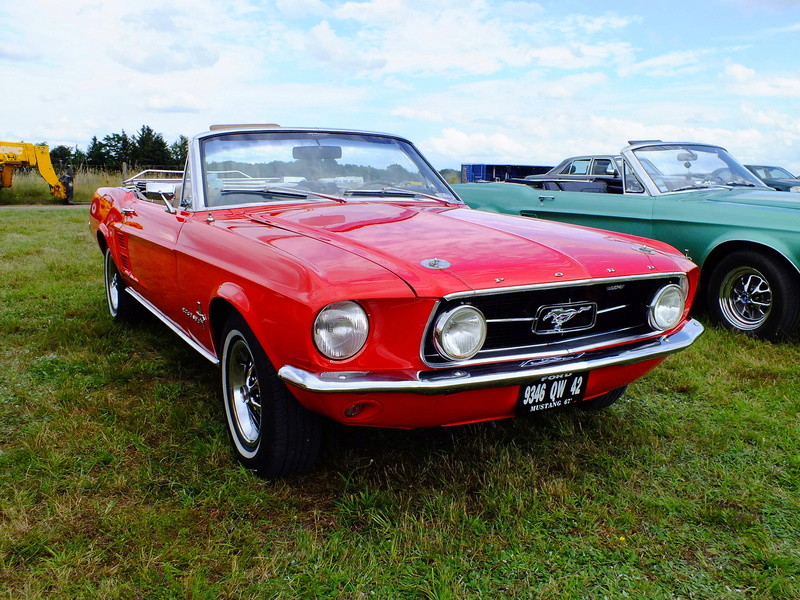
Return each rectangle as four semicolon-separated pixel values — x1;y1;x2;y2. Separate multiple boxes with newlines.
423;274;684;366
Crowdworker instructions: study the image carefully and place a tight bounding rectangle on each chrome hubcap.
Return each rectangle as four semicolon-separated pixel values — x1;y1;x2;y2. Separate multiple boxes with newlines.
227;338;262;447
719;266;772;330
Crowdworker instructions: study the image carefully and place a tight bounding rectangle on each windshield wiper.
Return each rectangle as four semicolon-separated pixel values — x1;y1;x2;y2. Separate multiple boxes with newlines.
222;186;308;198
221;185;346;203
343;186;456;205
670;184;716;192
724;182;757;187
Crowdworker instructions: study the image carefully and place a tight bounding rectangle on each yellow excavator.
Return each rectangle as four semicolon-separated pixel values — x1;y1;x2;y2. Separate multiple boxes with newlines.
0;142;74;203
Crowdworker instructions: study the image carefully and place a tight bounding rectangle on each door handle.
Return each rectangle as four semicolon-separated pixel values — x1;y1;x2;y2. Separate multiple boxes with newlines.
538;195;555;202
120;207;136;216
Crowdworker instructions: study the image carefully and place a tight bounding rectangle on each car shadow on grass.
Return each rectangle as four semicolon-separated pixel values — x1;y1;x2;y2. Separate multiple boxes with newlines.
126;311;665;496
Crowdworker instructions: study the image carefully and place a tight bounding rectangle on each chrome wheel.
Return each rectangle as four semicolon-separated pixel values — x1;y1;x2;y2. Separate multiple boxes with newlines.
225;336;262;452
718;266;772;331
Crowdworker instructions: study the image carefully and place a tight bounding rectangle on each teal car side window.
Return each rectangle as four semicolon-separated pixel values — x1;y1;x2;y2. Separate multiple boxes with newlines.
623;161;645;193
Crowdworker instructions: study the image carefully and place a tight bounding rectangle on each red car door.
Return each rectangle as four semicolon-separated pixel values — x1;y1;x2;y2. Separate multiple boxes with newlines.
116;197;185;323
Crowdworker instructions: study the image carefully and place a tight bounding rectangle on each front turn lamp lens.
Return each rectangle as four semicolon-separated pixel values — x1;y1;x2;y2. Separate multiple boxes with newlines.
313;301;369;360
434;305;487;361
649;284;686;331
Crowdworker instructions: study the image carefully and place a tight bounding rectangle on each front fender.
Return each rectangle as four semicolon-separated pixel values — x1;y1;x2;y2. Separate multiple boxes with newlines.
697;228;800;277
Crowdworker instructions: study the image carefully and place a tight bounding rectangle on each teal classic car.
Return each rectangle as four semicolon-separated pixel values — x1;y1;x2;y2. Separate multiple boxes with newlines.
454;141;800;340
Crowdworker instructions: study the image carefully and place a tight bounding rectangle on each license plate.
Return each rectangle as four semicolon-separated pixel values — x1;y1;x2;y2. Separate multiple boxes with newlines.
517;372;587;415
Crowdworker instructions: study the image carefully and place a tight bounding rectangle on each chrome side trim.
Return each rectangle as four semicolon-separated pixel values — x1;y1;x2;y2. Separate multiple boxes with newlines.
125;288;220;365
278;319;703;395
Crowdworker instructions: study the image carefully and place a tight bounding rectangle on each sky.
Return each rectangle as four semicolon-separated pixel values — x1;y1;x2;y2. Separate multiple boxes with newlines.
2;0;800;172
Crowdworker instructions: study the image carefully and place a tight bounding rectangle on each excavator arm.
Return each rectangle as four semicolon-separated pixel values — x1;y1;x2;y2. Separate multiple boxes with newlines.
0;142;74;203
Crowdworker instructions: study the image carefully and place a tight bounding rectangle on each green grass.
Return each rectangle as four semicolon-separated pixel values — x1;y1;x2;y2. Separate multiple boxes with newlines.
0;168;121;205
1;208;798;599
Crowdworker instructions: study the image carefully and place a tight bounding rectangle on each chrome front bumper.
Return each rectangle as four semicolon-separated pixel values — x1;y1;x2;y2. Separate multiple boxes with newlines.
278;319;703;395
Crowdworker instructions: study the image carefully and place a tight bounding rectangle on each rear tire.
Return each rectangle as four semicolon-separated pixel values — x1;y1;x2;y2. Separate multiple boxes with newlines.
707;250;800;340
104;248;139;322
578;386;627;411
221;313;322;477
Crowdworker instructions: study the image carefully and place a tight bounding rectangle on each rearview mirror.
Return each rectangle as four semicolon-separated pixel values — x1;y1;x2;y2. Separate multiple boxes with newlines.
677;151;697;163
292;146;342;160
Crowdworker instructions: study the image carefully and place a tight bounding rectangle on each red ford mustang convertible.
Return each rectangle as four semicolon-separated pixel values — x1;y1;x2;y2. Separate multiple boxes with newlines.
89;126;703;477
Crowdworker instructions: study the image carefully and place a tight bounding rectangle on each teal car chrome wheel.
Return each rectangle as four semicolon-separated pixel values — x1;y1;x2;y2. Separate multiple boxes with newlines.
718;266;772;331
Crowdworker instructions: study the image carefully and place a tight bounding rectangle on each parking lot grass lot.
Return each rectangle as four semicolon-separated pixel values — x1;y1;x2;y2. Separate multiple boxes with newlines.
1;208;798;599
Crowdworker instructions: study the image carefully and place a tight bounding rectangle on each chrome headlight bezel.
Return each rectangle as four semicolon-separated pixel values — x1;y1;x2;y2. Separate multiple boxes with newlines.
648;283;686;331
433;304;487;361
313;301;369;360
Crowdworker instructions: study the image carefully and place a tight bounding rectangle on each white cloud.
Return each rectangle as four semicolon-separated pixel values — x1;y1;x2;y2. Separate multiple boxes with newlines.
723;61;800;96
621;49;716;77
554;14;638;35
300;0;636;76
307;21;386;70
275;0;332;19
526;43;632;70
391;107;446;122
144;94;206;113
422;127;532;162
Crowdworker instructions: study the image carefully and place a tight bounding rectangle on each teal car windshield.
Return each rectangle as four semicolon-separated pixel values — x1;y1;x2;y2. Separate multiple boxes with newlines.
200;132;455;208
632;144;766;193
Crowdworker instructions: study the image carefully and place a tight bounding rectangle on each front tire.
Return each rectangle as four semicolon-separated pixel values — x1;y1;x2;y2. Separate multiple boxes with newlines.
221;314;322;477
707;250;800;340
578;386;627;411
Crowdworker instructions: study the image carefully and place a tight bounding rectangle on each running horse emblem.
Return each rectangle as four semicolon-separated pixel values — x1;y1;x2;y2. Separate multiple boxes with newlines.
540;305;593;332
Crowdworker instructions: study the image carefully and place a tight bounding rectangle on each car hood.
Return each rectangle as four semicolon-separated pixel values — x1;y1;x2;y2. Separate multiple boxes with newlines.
694;188;800;208
243;202;690;297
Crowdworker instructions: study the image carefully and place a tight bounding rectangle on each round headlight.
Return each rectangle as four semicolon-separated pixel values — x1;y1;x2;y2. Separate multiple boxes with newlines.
649;284;686;331
434;305;487;361
313;301;369;360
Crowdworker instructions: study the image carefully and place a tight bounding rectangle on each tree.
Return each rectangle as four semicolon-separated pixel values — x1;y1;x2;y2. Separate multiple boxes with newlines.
72;147;87;169
49;145;74;168
169;135;189;168
102;131;133;170
78;126;188;171
86;136;110;169
132;125;171;169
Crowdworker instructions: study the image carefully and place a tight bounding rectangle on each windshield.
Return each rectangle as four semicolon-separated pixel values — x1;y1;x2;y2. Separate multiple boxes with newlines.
749;165;795;180
632;144;766;193
200;131;455;208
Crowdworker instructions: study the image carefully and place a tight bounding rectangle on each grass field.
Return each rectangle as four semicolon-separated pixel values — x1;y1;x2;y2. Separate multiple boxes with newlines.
1;207;798;599
0;169;121;205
